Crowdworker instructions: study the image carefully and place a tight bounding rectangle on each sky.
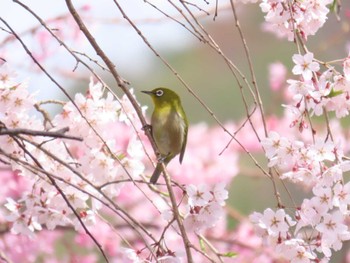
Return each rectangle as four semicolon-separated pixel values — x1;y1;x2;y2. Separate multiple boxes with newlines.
0;0;197;66
0;0;199;100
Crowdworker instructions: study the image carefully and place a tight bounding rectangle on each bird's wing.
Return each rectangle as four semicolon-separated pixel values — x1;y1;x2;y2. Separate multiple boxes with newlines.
179;108;188;164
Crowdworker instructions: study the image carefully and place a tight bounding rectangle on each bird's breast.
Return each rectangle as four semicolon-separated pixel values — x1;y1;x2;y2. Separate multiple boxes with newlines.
151;106;186;157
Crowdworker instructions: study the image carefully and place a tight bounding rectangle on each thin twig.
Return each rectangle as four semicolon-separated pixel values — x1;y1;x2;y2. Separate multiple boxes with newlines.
162;164;194;262
229;0;267;139
198;235;224;263
0;127;82;141
0;251;12;263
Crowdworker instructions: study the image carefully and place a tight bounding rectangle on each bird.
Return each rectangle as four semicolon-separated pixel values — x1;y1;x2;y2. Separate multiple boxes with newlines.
142;87;188;184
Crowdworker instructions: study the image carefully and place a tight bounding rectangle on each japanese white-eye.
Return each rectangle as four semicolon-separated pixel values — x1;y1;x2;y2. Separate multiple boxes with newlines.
142;88;188;184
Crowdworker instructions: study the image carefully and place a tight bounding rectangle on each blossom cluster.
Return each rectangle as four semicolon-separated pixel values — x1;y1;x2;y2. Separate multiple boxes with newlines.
262;131;339;186
251;48;350;261
0;66;149;260
1;73;145;234
287;52;350;126
256;131;350;262
122;183;229;262
260;0;333;41
183;183;228;234
0;66;239;262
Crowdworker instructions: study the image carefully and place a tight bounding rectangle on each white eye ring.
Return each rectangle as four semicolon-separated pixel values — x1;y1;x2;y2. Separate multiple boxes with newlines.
155;90;164;97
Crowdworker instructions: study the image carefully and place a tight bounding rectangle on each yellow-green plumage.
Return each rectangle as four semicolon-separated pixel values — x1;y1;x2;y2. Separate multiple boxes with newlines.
142;88;188;184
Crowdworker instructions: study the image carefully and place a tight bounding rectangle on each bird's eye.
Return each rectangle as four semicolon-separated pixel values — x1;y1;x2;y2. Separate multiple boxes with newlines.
155;90;164;97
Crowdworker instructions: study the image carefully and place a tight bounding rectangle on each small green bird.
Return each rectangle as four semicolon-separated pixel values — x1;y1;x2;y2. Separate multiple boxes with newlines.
142;88;188;184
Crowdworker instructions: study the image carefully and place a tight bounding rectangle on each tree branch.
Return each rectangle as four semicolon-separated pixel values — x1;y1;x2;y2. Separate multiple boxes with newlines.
0;127;82;141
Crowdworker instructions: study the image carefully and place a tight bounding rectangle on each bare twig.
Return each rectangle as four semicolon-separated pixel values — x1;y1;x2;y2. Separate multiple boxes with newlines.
229;0;267;139
162;164;194;262
0;127;82;141
198;235;224;263
0;250;12;263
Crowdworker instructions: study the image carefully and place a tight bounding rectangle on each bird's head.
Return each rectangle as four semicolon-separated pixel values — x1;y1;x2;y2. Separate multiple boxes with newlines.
142;87;181;107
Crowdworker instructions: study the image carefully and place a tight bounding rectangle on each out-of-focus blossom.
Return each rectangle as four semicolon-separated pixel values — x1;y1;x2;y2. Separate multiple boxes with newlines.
269;62;287;91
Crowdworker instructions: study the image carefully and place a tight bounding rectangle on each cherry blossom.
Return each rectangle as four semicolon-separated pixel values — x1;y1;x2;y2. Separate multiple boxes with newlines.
332;182;350;214
295;198;322;232
212;182;228;206
292;53;320;81
121;248;145;263
316;211;350;257
184;183;228;234
276;239;315;263
255;208;294;237
312;186;333;213
186;184;212;206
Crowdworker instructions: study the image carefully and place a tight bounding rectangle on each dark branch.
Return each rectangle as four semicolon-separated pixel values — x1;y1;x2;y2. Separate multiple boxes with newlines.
0;127;83;141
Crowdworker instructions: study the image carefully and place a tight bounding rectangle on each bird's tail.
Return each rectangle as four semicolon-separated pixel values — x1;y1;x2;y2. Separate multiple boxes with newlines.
150;156;172;184
149;154;174;184
150;162;163;184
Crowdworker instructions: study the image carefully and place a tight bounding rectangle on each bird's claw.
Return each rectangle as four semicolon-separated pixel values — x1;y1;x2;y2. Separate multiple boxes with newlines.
157;152;171;163
157;155;166;163
142;124;152;133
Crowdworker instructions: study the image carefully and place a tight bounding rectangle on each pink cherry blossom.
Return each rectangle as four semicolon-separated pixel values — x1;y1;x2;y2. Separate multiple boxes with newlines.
257;208;294;237
186;184;213;206
310;139;335;162
316;211;350;256
332;182;350;214
292;53;320;81
276;239;315;263
211;182;228;206
344;55;350;80
312;186;333;213
184;183;228;234
295;198;322;232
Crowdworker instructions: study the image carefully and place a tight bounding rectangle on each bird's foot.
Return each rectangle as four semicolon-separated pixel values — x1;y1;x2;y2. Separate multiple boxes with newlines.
157;155;166;163
142;124;152;133
157;152;171;163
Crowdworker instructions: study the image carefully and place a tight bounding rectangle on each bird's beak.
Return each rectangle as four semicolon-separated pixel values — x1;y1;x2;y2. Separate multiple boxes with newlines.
141;90;153;95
